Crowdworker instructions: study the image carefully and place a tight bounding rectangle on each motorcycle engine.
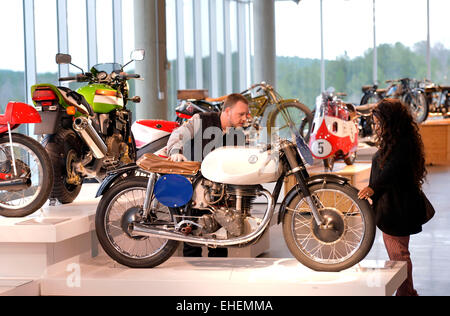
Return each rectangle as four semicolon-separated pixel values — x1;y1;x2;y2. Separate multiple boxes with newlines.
193;180;261;238
103;133;132;168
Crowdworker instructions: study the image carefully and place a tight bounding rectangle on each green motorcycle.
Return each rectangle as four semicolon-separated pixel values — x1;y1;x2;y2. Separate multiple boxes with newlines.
31;50;144;204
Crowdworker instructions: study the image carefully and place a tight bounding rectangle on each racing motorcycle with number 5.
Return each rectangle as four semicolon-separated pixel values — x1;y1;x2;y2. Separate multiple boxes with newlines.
95;124;375;272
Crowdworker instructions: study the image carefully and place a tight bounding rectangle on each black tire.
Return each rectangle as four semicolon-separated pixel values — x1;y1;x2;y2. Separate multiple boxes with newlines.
344;152;357;166
44;129;83;204
268;102;313;142
323;157;335;172
95;177;179;268
0;133;53;217
360;92;382;106
283;182;375;272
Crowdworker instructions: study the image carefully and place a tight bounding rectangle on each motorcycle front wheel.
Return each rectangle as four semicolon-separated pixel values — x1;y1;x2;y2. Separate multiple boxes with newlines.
283;182;375;272
268;102;313;142
95;177;179;268
404;92;429;123
0;133;53;217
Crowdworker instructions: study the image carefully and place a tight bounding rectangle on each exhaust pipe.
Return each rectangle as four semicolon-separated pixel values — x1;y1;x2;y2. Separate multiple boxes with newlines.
0;178;31;191
73;117;108;159
131;190;274;247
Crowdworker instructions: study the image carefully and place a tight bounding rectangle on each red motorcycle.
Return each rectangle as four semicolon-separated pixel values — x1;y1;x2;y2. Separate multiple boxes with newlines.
309;91;358;171
0;102;53;217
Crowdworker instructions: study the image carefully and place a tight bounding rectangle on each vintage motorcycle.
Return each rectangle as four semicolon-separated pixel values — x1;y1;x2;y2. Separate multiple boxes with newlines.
31;50;145;204
309;91;359;171
95;126;375;272
421;80;450;117
0;102;53;217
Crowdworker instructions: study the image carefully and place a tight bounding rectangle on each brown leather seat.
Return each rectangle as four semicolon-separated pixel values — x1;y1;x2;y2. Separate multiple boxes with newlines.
137;153;201;176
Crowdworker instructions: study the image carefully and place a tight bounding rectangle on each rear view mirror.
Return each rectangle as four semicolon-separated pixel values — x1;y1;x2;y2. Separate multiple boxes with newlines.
56;53;72;65
130;49;145;61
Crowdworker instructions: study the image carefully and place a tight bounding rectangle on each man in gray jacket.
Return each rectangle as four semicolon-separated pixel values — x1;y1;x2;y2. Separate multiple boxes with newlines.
166;93;250;257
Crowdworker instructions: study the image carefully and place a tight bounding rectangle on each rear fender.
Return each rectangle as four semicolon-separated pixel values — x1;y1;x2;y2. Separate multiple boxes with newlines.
95;164;140;198
277;174;350;224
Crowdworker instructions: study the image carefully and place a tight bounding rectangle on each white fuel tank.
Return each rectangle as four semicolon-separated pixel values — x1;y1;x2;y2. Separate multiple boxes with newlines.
201;146;282;185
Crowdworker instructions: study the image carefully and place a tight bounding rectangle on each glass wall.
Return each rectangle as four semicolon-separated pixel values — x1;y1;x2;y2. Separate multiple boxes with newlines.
0;0;25;111
276;0;449;108
35;0;59;86
96;0;114;64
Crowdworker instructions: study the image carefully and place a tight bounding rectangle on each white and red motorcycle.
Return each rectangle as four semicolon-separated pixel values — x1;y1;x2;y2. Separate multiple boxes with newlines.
132;91;222;159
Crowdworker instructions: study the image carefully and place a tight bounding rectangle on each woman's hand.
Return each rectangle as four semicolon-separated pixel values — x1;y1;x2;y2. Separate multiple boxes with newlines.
358;186;374;200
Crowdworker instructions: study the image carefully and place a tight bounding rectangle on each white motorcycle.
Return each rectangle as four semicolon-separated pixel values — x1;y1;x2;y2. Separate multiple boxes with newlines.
95;132;375;272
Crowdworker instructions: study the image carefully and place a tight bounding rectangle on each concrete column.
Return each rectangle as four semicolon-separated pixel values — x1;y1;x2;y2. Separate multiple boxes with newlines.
253;0;276;87
134;0;168;120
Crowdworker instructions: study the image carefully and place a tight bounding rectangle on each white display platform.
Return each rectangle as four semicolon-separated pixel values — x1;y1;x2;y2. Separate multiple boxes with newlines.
0;184;101;279
0;279;40;296
40;255;407;296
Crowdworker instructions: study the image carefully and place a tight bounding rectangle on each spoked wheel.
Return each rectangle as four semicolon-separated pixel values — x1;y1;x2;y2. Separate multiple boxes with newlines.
404;93;428;123
268;102;313;142
0;134;53;217
95;177;179;268
283;182;375;272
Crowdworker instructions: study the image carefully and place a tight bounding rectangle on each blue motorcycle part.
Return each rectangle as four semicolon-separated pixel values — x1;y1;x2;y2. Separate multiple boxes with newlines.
154;174;193;208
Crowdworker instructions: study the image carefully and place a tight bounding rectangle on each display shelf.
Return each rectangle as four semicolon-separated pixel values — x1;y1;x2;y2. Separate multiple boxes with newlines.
0;279;40;296
0;184;100;278
40;255;407;296
419;118;450;165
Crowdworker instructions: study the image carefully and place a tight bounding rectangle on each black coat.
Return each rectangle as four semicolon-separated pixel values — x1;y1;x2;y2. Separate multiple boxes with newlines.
369;142;425;237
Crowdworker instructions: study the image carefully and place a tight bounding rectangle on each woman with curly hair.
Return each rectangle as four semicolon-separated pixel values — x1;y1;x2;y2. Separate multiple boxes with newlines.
358;98;427;296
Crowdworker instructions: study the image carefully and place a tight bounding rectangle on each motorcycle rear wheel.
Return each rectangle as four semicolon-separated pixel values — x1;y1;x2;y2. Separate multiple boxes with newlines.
282;182;375;272
0;133;53;217
44;129;83;204
95;177;179;268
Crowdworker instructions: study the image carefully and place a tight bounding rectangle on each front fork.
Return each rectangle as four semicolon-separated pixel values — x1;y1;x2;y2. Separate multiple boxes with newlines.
282;142;324;226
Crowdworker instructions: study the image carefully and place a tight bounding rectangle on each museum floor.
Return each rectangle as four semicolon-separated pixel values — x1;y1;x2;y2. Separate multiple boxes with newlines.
261;164;450;296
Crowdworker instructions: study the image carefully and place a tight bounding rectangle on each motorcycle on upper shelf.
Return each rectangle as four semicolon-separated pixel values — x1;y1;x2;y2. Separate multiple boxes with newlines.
309;90;359;172
0;102;53;217
31;49;147;204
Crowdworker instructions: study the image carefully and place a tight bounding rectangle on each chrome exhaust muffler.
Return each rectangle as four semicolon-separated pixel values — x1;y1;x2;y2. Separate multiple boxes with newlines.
73;117;108;159
131;189;274;247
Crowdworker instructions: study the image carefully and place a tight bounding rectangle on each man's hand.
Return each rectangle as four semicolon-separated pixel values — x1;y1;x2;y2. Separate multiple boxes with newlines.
169;153;188;162
358;186;374;200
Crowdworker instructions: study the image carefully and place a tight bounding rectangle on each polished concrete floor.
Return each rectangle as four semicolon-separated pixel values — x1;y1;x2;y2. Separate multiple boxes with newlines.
260;165;450;296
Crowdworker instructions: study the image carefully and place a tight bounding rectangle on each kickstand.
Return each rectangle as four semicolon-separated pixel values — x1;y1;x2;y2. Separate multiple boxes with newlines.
48;198;58;207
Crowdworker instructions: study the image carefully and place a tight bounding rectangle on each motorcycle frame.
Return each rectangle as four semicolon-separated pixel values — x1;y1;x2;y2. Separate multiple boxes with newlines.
99;141;350;248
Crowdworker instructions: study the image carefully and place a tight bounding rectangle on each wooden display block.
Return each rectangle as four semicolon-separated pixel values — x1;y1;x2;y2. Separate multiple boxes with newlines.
284;162;372;195
419;118;450;165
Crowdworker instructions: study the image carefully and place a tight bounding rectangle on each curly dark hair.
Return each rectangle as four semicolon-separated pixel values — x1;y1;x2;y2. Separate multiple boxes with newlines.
372;99;427;188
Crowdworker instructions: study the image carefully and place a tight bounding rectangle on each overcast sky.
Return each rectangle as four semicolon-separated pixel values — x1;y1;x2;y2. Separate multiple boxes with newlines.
0;0;449;72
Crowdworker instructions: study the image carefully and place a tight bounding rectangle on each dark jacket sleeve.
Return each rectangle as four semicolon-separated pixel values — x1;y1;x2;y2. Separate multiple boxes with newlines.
369;147;404;199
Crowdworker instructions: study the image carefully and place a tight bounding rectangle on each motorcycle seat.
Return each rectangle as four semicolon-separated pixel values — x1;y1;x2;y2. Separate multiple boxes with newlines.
205;95;228;103
356;103;377;113
57;87;95;117
362;85;375;92
137;153;201;176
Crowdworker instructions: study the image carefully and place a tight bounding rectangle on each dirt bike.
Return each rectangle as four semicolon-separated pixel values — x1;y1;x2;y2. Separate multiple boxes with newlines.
95;124;375;272
31;50;146;204
0;102;53;217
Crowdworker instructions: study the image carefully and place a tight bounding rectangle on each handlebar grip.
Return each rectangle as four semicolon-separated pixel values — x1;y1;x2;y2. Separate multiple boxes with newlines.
59;76;77;82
